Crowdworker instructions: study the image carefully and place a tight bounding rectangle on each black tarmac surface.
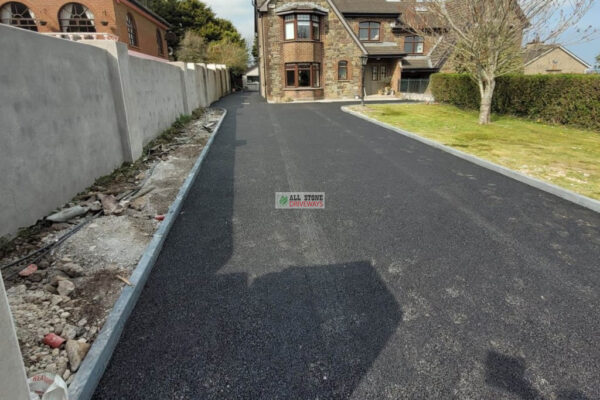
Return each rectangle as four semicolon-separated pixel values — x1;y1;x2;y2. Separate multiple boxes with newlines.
93;93;600;399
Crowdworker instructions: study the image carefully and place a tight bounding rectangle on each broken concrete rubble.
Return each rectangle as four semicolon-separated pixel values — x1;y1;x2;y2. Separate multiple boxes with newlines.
56;262;84;278
97;194;125;216
61;324;78;340
47;206;89;223
129;196;147;211
65;339;90;372
56;280;75;297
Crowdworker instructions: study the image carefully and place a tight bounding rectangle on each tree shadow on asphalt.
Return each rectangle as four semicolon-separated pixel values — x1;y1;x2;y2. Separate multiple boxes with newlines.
93;93;403;400
485;351;589;400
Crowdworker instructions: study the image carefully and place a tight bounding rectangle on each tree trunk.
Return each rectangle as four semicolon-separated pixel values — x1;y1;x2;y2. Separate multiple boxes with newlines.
478;77;495;125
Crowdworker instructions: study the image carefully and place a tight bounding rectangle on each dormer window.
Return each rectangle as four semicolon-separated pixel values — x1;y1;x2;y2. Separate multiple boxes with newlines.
284;14;320;41
359;22;380;41
404;35;424;54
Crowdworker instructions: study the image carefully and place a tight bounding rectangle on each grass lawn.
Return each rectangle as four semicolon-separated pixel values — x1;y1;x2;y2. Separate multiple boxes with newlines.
351;103;600;200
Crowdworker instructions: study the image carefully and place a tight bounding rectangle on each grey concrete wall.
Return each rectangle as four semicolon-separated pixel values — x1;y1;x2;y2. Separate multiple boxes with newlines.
128;56;187;147
0;26;126;237
0;24;230;238
82;40;140;161
183;63;201;112
195;64;209;108
207;65;219;105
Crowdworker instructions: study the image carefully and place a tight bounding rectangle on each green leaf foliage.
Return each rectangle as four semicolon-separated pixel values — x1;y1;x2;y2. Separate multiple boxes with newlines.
148;0;245;51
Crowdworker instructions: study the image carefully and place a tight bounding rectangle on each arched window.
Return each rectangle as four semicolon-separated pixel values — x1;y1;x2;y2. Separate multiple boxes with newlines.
126;13;138;47
338;60;348;80
156;28;164;56
359;22;380;41
0;2;37;31
58;3;95;32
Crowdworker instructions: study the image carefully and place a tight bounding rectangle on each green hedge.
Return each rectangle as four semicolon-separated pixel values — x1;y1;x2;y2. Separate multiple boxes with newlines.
430;73;600;131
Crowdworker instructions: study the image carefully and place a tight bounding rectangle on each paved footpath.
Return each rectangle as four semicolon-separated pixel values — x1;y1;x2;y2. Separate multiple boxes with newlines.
93;93;600;399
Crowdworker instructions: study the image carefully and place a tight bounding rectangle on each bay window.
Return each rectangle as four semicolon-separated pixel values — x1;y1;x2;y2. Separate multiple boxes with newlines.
297;14;310;39
285;15;295;40
285;63;321;88
284;14;321;41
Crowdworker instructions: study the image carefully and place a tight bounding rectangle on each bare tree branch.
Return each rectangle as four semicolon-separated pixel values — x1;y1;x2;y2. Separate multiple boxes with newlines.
399;0;596;124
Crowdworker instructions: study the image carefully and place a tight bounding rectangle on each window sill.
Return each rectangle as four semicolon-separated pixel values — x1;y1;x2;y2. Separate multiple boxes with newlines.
284;87;323;91
284;39;322;43
337;79;351;82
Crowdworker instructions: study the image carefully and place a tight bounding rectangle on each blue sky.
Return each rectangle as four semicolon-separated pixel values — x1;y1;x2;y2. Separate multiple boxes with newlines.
203;0;599;67
558;1;600;67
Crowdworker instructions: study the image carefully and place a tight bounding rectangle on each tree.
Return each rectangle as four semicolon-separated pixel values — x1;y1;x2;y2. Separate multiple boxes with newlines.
148;0;245;53
402;0;596;124
596;53;600;70
206;38;249;76
252;37;259;63
176;30;207;62
176;31;249;76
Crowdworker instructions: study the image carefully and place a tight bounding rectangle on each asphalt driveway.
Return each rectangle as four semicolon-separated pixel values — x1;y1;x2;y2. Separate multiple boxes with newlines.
93;93;600;399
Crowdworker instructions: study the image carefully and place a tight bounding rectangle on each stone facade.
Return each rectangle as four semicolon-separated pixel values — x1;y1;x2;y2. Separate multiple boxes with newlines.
0;0;168;59
258;0;363;102
256;0;445;102
322;9;363;99
345;17;435;55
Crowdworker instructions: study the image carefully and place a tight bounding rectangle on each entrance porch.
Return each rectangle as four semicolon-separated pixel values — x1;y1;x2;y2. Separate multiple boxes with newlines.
362;58;403;96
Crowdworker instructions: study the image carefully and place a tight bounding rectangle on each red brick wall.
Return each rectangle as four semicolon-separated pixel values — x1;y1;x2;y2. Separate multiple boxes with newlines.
283;88;324;101
282;41;324;63
114;1;167;58
2;0;167;59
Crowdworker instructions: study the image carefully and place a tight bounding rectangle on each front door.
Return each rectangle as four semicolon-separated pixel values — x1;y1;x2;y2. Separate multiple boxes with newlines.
365;64;388;95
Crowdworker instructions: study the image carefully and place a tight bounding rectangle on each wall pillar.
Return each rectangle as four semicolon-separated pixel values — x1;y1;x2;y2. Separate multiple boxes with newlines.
392;59;403;94
171;62;191;115
196;63;209;107
82;40;141;161
0;273;30;400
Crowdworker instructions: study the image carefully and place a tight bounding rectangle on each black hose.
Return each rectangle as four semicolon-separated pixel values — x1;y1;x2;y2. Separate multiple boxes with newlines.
1;212;102;277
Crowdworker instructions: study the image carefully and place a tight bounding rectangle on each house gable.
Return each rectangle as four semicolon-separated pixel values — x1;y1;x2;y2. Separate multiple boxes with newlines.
524;45;591;74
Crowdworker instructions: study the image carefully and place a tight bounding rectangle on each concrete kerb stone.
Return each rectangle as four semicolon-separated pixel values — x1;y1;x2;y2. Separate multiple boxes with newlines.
341;106;600;214
67;109;228;400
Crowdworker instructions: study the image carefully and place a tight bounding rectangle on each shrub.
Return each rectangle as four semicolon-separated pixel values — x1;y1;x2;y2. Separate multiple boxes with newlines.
430;73;600;131
430;74;480;109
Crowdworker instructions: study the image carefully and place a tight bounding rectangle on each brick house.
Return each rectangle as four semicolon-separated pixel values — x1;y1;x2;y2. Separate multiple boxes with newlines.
0;0;169;59
255;0;447;102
